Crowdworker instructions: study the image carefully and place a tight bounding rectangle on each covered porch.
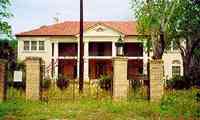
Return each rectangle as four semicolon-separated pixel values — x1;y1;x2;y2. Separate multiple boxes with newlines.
51;41;147;81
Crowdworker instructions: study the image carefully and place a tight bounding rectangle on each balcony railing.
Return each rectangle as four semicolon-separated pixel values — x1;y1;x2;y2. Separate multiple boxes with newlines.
59;43;77;57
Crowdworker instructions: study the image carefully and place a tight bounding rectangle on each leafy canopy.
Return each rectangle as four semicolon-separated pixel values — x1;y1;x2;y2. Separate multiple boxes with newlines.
0;0;12;34
168;0;200;39
132;0;180;45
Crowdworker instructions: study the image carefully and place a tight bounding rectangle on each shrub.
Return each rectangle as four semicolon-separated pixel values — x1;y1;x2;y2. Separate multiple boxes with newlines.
98;74;112;91
41;77;51;90
131;80;142;90
166;76;190;90
56;75;69;90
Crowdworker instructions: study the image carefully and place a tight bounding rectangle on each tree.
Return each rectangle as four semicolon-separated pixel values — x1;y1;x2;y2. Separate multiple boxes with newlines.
132;0;200;85
0;0;12;35
132;0;178;59
168;0;200;84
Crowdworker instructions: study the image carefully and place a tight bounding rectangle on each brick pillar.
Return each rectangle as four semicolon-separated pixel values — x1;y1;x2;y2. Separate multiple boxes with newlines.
150;60;164;101
113;57;129;100
25;57;41;100
0;59;7;102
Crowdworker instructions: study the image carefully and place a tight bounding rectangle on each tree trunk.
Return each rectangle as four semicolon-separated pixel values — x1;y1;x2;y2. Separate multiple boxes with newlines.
181;37;200;85
152;33;165;59
182;54;191;78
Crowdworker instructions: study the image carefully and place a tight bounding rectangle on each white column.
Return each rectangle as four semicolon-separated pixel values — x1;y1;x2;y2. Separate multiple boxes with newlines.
77;40;80;79
54;42;59;79
112;42;116;57
84;42;89;81
143;43;148;75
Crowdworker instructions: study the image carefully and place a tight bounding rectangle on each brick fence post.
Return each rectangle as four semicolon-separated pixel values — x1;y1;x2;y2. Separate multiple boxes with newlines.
150;59;164;101
0;59;7;102
113;57;129;100
25;57;41;100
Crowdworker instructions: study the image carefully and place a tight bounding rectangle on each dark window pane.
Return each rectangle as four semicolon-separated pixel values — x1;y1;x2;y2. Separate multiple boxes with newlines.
89;42;112;56
39;41;45;50
24;41;30;50
31;41;37;50
172;66;181;77
59;43;77;56
124;43;143;57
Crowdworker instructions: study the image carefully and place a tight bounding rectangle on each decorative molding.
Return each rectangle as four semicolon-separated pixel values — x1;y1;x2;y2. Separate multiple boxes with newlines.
96;27;104;32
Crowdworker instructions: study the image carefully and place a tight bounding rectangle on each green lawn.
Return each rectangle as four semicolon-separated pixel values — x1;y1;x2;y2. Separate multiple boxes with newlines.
0;88;199;120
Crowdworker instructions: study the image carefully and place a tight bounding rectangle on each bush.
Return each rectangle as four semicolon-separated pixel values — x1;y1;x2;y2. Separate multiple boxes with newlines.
41;77;51;90
98;75;112;91
131;80;142;90
56;75;69;90
166;76;190;90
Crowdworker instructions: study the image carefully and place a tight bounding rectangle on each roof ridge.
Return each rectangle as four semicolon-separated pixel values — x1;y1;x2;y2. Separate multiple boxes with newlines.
16;21;138;36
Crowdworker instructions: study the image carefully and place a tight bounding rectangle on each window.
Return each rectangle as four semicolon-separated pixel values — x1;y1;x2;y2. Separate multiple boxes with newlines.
172;66;181;77
31;41;37;50
172;60;181;77
124;43;143;57
24;41;30;51
39;41;45;50
23;40;45;51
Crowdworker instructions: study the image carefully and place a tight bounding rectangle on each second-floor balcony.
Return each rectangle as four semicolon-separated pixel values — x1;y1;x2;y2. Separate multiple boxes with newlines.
59;43;77;57
57;42;143;58
89;42;112;56
124;43;143;57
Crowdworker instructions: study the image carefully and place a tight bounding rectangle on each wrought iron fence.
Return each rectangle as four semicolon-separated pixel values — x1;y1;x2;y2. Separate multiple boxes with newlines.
128;75;150;100
40;79;113;102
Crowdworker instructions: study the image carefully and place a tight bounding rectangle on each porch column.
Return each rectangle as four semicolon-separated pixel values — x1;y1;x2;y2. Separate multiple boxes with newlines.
143;44;148;75
112;42;116;57
84;42;89;81
54;42;59;79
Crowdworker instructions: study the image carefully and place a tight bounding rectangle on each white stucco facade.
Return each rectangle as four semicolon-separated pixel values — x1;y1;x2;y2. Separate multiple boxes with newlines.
17;23;183;80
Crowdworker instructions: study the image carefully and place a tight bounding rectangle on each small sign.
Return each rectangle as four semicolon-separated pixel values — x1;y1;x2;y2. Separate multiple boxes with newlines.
13;71;23;82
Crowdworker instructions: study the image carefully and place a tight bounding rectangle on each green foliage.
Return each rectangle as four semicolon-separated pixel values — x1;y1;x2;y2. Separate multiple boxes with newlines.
15;60;25;71
56;75;70;90
0;40;17;83
166;76;191;90
0;0;12;35
131;80;142;90
160;89;200;118
1;88;200;119
41;77;51;90
193;48;200;59
168;0;200;38
131;0;180;59
98;74;112;91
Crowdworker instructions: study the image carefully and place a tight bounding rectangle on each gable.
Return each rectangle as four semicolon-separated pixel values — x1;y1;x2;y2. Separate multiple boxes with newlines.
83;24;123;37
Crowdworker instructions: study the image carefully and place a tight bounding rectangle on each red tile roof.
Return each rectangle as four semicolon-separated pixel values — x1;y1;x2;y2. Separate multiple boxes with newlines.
16;21;138;36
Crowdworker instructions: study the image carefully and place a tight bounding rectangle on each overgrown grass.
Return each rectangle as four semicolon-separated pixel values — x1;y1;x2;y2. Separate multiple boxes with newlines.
0;88;199;120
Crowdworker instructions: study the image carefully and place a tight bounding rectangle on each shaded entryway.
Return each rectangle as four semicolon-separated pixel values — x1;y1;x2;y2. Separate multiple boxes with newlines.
89;59;113;79
128;59;143;80
58;59;77;79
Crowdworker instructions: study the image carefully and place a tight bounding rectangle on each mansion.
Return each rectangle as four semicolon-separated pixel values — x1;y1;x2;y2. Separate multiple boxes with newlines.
16;21;183;80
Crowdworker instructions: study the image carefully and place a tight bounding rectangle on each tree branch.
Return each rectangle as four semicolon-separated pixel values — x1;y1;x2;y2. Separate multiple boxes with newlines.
163;0;180;32
177;40;186;57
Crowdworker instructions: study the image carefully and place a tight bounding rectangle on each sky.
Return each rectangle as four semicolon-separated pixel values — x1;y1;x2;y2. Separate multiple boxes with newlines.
9;0;134;34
